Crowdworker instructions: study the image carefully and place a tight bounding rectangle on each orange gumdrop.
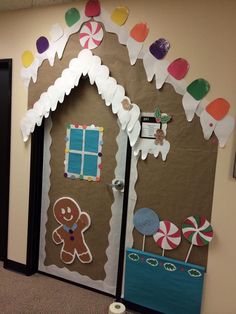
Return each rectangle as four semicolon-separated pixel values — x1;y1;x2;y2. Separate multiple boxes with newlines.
206;98;230;121
130;23;149;42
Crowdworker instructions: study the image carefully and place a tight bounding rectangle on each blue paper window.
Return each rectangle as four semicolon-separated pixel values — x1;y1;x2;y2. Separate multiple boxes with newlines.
65;125;103;181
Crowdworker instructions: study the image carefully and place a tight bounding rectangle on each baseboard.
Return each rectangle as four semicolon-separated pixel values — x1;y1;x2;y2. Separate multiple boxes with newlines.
122;299;163;314
4;259;27;274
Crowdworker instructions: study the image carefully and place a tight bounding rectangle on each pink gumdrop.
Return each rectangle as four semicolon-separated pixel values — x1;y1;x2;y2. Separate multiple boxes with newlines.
167;58;189;80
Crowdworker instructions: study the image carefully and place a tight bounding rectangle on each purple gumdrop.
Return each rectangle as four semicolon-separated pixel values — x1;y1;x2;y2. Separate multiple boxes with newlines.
36;36;49;54
149;38;170;60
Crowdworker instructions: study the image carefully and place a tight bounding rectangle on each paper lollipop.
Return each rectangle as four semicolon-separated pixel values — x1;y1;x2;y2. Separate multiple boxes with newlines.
126;23;149;65
200;98;230;140
153;220;181;256
182;78;210;122
143;38;170;82
133;207;160;251
79;21;104;49
182;215;213;262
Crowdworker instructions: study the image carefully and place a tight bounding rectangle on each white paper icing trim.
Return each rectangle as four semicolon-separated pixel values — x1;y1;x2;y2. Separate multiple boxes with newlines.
20;49;141;146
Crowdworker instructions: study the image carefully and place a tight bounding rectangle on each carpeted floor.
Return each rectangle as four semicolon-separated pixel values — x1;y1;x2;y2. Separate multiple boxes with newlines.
0;263;138;314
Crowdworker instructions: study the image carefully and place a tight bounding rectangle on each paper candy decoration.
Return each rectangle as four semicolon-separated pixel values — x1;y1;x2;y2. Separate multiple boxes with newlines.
127;23;149;65
200;98;231;144
182;215;213;262
21;50;34;68
153;220;181;255
133;208;160;236
143;38;170;82
153;57;189;94
79;21;104;49
182;79;210;122
85;0;101;17
65;7;80;27
111;6;129;26
36;36;49;54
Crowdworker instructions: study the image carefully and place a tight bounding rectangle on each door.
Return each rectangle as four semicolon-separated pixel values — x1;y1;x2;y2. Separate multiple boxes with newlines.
39;78;128;295
0;59;12;262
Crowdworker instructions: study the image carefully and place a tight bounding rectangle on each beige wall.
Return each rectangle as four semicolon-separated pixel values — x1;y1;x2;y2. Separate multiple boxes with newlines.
0;0;235;313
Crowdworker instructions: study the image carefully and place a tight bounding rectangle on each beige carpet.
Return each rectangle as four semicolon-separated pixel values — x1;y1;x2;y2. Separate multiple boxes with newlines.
0;263;138;314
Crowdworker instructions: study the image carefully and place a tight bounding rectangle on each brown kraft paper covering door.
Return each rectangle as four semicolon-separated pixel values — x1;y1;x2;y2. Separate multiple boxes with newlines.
30;29;217;279
43;80;120;280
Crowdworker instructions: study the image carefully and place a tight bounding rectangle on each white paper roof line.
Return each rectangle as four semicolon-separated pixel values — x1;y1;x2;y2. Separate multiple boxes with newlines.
20;49;141;145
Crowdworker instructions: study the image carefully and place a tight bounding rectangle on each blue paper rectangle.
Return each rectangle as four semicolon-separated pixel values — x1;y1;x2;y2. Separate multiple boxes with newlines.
69;128;83;151
84;130;99;153
124;248;205;314
68;152;82;175
83;154;98;177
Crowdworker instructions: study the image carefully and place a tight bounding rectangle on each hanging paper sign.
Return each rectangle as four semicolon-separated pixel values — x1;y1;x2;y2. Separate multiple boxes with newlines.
143;38;170;82
214;114;235;147
22;50;34;68
127;23;149;65
182;78;210;122
182;215;213;262
65;8;80;27
52;197;92;264
153;220;181;256
79;21;104;49
133;207;160;251
111;6;129;26
200;98;230;140
36;36;49;54
85;0;101;17
135;110;170;161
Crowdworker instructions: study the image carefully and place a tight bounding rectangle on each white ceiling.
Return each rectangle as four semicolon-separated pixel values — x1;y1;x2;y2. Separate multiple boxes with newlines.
0;0;79;11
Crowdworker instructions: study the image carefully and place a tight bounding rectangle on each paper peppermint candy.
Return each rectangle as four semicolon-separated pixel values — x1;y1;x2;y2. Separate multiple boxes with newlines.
182;78;210;122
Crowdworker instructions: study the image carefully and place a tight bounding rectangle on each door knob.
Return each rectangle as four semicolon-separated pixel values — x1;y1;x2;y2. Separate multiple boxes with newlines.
106;179;124;191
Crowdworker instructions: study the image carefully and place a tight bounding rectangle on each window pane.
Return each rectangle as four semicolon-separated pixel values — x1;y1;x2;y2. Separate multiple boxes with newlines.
69;128;83;151
83;154;98;177
84;130;99;153
68;152;82;175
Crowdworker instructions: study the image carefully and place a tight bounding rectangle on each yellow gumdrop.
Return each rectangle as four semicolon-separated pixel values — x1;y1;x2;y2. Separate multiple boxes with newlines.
99;127;104;132
21;50;34;68
111;6;129;26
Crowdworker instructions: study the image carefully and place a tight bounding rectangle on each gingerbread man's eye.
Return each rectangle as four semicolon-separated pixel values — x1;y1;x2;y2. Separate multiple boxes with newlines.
61;208;66;215
67;207;72;213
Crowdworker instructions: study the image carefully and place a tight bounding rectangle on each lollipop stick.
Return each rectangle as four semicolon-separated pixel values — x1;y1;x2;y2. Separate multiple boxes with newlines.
162;249;165;256
185;243;193;263
142;235;146;251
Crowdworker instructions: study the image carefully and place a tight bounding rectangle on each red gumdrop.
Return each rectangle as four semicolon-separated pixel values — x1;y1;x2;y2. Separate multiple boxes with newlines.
85;0;101;17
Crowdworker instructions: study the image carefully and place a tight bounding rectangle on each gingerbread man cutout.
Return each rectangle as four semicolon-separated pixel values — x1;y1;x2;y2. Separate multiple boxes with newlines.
52;197;92;264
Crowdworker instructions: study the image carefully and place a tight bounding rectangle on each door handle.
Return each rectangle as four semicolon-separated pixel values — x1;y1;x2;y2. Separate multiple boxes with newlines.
106;179;124;191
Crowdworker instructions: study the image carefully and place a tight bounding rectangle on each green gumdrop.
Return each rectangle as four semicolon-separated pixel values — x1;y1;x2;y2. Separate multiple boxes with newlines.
187;79;210;101
65;8;80;27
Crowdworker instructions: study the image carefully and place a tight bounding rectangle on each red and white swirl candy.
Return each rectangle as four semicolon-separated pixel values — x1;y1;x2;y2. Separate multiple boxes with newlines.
153;220;181;252
79;21;104;50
